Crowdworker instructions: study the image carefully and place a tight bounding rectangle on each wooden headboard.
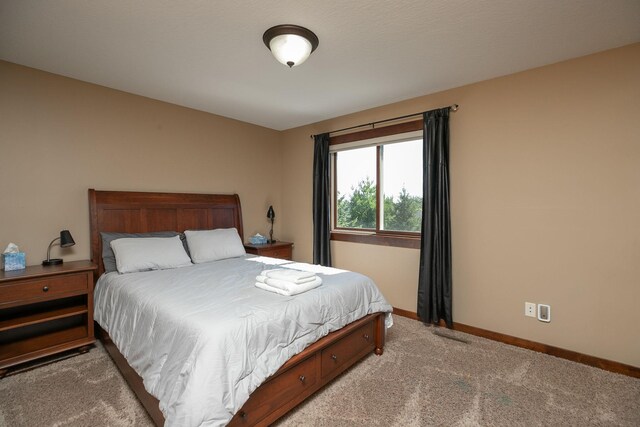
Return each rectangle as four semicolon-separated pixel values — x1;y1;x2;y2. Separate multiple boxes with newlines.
88;189;243;277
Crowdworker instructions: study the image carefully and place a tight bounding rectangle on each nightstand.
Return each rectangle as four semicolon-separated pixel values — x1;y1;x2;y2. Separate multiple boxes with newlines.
0;260;97;377
244;241;293;260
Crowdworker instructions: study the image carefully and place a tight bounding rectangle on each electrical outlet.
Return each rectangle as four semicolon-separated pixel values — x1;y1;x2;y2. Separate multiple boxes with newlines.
525;302;536;317
538;304;551;322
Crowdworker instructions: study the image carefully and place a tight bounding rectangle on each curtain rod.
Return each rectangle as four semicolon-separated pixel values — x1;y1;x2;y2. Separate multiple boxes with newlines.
309;104;458;139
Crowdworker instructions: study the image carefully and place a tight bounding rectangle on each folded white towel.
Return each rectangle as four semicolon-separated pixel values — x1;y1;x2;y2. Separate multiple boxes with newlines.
256;275;322;292
258;274;317;285
255;279;321;296
263;268;316;284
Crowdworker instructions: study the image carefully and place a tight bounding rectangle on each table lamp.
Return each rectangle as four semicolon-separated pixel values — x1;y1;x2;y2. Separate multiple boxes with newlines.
267;206;275;243
42;230;75;266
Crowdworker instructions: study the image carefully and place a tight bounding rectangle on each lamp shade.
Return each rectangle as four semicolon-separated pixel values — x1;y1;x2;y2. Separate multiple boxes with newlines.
267;206;275;220
263;25;319;68
60;230;75;248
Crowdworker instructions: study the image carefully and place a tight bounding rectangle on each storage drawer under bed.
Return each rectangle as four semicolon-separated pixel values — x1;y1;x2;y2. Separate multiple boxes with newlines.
232;353;318;425
320;321;375;378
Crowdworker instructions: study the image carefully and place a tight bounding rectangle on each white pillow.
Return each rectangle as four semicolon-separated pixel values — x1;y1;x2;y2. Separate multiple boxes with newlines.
184;228;246;263
110;236;192;274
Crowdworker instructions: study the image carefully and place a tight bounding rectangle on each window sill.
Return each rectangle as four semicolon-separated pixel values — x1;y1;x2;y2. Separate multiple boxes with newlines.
330;231;420;249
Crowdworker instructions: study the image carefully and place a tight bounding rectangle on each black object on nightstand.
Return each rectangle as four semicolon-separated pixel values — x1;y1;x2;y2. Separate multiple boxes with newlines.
42;229;76;266
266;206;276;243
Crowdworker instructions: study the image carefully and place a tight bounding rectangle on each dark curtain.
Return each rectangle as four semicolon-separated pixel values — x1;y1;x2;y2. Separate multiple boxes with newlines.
313;133;332;266
418;108;452;327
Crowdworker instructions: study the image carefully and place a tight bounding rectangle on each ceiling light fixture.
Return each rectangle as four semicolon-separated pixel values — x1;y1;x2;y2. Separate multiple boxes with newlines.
263;24;319;68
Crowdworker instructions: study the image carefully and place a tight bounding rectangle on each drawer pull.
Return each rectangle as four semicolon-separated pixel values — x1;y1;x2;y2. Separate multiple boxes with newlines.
42;286;49;292
299;375;305;383
331;354;337;361
363;334;370;341
239;410;247;419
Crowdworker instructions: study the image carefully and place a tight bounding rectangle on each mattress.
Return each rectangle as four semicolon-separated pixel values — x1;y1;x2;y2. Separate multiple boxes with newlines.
94;255;392;426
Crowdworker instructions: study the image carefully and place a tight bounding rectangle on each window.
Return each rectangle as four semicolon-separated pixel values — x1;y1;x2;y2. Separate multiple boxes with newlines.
331;121;423;248
382;139;422;232
335;146;377;229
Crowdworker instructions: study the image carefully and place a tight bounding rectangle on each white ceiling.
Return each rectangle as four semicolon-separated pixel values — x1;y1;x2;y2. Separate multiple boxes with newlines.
1;1;639;130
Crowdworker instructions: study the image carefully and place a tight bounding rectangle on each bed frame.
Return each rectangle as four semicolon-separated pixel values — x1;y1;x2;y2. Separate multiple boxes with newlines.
88;189;385;426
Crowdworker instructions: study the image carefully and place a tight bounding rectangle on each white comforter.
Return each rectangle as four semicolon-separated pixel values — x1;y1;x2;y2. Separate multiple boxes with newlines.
94;255;392;426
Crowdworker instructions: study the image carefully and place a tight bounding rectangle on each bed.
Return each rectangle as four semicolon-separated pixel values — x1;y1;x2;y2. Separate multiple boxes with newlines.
88;189;392;426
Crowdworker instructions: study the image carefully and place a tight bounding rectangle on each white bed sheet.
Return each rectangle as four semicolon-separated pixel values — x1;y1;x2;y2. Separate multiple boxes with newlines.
94;255;392;426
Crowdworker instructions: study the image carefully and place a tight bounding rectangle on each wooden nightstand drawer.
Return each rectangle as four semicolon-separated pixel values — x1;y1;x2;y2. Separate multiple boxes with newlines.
265;247;292;260
0;273;88;305
244;242;293;260
321;321;374;379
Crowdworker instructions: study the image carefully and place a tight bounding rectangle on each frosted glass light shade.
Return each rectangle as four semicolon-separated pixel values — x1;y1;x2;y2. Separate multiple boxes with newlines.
263;25;319;68
269;34;312;67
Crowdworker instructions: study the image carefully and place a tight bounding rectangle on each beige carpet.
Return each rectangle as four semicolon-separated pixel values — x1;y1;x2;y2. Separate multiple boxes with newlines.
0;342;153;427
277;317;640;426
1;316;638;426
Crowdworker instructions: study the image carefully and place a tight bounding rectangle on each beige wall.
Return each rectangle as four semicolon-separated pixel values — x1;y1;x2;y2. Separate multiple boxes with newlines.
2;44;639;367
280;44;640;367
0;61;283;265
